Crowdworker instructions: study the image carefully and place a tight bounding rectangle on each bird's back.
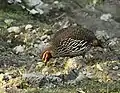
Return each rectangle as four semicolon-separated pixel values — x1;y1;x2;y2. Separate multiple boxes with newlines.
50;25;98;57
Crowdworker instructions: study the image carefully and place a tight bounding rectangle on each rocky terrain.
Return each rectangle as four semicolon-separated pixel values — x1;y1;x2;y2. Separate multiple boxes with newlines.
0;0;120;93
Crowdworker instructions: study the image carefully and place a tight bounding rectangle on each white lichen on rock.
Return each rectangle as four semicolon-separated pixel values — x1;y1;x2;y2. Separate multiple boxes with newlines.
100;13;112;21
7;26;21;33
13;45;25;54
25;24;33;30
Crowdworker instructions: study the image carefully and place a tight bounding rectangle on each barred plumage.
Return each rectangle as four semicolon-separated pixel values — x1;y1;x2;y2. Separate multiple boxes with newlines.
41;25;100;63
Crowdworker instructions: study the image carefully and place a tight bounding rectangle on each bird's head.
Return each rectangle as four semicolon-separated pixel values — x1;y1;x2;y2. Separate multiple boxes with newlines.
40;47;52;64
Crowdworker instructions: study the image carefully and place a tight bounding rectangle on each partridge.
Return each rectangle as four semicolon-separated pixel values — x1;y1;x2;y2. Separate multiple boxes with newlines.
41;25;100;63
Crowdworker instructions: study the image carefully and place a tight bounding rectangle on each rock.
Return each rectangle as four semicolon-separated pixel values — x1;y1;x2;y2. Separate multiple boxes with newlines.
113;66;119;70
8;0;21;4
13;45;25;54
33;44;39;48
106;61;120;81
54;1;59;4
73;72;86;83
66;0;120;38
64;58;79;73
65;69;79;81
40;35;50;41
7;26;21;33
85;46;119;62
108;38;118;46
23;0;43;8
108;38;120;56
29;9;39;14
32;30;37;33
44;75;63;87
96;63;103;71
76;88;86;93
35;9;44;15
95;30;110;42
23;73;63;87
34;3;49;14
7;40;12;43
4;19;14;26
22;0;49;14
15;0;21;3
0;73;4;82
25;24;33;30
23;73;45;87
100;13;112;21
2;74;11;82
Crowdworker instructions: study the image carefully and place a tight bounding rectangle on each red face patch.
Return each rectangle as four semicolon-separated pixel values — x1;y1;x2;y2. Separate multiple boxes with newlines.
42;50;52;63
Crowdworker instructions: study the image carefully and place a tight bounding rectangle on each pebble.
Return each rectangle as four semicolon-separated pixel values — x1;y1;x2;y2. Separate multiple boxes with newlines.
32;29;37;33
29;9;39;14
95;30;109;42
13;45;25;54
54;1;59;4
100;13;112;21
25;24;33;30
7;40;11;43
109;38;118;46
7;26;21;33
40;35;50;41
4;19;14;25
113;66;119;70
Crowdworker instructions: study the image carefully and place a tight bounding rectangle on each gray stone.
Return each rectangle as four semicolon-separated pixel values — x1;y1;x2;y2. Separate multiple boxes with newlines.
66;0;120;38
7;26;21;33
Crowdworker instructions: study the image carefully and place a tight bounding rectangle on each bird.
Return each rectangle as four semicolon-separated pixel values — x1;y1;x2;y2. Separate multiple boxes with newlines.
41;25;101;63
